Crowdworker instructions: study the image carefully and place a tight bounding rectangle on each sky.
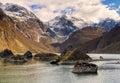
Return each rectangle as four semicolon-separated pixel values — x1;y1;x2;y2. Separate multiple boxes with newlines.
0;0;120;22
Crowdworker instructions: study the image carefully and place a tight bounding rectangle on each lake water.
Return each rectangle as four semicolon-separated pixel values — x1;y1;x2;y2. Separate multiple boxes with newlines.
0;54;120;83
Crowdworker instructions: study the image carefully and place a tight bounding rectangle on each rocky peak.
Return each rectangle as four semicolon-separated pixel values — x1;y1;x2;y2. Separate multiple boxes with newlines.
0;3;37;21
94;18;118;31
46;15;78;42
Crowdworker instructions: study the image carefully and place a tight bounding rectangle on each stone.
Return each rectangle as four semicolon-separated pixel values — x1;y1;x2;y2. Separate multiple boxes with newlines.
0;49;14;58
50;59;60;65
4;55;26;64
60;49;92;65
23;51;33;59
72;62;98;74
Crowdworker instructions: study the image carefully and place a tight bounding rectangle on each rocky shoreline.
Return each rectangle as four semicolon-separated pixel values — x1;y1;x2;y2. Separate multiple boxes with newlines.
0;49;98;74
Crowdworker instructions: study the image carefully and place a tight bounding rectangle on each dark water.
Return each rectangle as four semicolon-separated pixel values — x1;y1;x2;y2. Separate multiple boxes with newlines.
0;54;120;83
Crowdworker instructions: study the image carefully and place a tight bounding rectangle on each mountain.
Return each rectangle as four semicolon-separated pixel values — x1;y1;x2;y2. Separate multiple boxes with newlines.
46;15;77;42
94;18;118;31
96;23;120;53
67;16;90;29
1;3;37;21
0;3;55;53
46;15;90;42
47;15;118;43
0;3;48;42
59;26;106;52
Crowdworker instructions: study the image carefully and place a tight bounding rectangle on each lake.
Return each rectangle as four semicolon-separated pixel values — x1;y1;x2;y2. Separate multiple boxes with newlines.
0;54;120;83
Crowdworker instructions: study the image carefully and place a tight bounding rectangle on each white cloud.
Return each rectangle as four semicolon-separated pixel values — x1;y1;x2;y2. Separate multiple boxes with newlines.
0;0;119;22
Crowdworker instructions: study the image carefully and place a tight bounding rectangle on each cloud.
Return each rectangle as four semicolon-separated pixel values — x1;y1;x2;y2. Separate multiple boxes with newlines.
0;0;119;22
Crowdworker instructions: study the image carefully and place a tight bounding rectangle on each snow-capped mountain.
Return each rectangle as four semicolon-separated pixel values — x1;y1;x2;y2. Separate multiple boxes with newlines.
0;3;49;43
0;3;36;21
68;16;92;29
0;3;56;53
46;15;90;42
46;15;77;42
47;14;119;43
94;18;118;31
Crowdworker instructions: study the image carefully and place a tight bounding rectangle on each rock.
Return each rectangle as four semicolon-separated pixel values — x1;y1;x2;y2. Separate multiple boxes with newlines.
34;53;60;61
4;55;26;64
50;59;60;65
100;56;103;60
0;49;14;58
72;62;98;74
60;49;92;65
23;51;33;59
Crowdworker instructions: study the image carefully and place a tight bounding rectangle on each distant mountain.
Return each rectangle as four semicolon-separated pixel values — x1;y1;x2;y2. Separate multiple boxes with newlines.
59;22;120;53
47;15;118;43
67;16;90;29
0;3;119;53
46;15;90;42
0;3;55;53
94;18;118;31
96;23;120;53
59;26;106;52
46;15;77;42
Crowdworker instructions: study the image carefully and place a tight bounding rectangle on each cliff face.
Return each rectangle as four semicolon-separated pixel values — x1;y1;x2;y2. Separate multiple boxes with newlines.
0;8;54;53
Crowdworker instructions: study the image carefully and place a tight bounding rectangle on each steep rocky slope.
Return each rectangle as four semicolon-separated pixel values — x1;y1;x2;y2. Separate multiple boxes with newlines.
46;15;78;42
94;18;118;31
59;26;106;52
0;8;54;53
96;24;120;53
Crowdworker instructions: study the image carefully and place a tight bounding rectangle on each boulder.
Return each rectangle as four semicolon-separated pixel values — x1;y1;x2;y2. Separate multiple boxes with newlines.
50;59;60;65
4;55;26;64
0;49;14;58
100;56;103;60
23;51;33;59
34;53;59;61
72;62;98;74
60;49;92;65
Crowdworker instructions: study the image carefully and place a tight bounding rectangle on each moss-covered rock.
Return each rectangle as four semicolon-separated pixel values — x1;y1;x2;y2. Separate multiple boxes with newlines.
34;53;60;61
72;62;98;74
60;49;92;65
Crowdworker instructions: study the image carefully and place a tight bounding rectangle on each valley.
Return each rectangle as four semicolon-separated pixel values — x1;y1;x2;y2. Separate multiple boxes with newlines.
0;1;120;83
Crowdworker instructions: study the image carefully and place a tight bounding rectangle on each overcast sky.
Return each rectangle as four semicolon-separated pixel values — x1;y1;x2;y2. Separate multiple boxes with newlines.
0;0;120;22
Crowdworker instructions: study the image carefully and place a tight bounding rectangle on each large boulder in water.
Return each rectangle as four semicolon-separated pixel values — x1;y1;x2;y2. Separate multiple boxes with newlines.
0;49;14;58
72;62;98;74
60;49;92;65
34;53;60;61
23;51;33;59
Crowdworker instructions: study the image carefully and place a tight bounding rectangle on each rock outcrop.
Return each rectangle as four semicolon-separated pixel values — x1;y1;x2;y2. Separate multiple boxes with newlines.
4;54;26;64
0;49;14;58
60;49;92;65
23;51;33;59
72;62;98;74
